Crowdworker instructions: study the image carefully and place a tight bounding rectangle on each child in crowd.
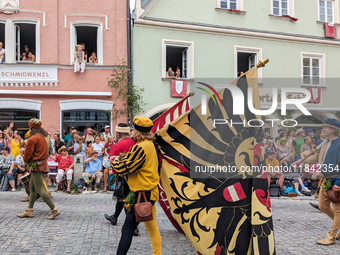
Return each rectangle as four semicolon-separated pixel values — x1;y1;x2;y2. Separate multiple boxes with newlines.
266;150;284;190
86;141;93;158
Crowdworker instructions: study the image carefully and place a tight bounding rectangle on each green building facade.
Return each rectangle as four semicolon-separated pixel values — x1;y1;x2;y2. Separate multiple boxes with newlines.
132;0;340;133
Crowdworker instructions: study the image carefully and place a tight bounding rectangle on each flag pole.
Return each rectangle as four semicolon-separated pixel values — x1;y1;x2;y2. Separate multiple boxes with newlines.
152;92;195;124
257;58;269;68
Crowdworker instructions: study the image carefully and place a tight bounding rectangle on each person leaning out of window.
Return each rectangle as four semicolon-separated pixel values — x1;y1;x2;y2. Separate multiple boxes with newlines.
111;116;161;255
23;51;36;62
74;44;86;73
88;52;98;63
175;66;181;79
0;42;5;64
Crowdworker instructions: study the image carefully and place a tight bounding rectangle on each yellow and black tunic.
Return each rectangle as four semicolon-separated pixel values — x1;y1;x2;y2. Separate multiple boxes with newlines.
111;139;159;201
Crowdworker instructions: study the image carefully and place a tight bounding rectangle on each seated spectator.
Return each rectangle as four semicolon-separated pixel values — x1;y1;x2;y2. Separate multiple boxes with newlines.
23;51;36;62
92;136;104;162
74;45;85;73
15;148;26;190
0;130;5;148
99;134;106;146
175;67;181;78
0;146;16;191
80;43;88;62
47;156;57;185
266;150;284;190
166;66;174;79
279;154;310;195
88;52;98;63
21;45;29;60
74;136;86;159
277;138;290;159
103;135;115;192
104;135;115;156
50;146;74;193
83;151;103;191
275;132;287;147
300;136;312;157
0;42;5;63
265;140;276;155
86;141;93;158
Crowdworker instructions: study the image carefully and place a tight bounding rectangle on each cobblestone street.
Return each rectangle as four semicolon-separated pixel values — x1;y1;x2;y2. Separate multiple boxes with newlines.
0;191;339;255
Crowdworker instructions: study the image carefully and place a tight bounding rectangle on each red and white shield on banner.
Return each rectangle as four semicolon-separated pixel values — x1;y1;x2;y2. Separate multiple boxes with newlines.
171;80;187;97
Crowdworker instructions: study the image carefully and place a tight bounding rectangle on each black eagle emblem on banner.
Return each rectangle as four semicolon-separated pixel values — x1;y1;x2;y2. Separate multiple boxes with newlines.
155;66;275;255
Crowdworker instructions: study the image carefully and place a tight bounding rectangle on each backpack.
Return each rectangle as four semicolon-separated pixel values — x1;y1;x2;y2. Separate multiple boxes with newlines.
75;178;84;190
269;184;281;197
107;175;115;191
0;175;9;191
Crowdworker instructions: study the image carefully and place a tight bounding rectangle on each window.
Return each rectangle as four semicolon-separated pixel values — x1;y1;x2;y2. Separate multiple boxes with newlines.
220;0;238;9
0;110;39;137
163;39;194;79
0;20;39;63
62;110;110;138
273;0;289;16
235;46;263;78
237;52;257;75
71;23;103;65
319;0;334;22
0;22;4;48
14;23;36;62
75;26;97;62
303;57;320;85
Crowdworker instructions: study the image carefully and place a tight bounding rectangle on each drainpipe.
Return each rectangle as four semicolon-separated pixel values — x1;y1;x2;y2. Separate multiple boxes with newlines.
127;0;134;126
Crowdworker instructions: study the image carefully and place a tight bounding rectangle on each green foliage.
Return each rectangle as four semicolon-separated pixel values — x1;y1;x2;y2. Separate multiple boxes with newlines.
335;111;340;119
108;59;145;120
124;191;136;212
71;184;81;194
88;179;93;185
27;162;36;171
322;179;332;191
275;110;296;131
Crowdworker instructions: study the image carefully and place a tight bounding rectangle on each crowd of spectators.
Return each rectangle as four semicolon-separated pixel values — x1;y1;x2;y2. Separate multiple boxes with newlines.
0;122;120;193
264;127;324;196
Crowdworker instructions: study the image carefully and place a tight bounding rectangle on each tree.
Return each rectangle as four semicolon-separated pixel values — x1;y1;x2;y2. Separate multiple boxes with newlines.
275;110;296;131
108;59;145;122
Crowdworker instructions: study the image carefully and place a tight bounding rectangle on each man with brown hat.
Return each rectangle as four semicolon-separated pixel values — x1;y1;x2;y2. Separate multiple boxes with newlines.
303;118;340;245
17;118;60;219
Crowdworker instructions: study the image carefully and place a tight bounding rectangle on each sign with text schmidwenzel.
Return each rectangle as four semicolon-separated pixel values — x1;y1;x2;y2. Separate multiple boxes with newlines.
0;65;58;85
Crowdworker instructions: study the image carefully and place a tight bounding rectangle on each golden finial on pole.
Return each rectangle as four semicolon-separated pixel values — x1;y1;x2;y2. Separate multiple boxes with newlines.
257;58;269;68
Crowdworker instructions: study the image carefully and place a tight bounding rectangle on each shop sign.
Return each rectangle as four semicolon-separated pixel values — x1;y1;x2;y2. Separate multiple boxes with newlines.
0;65;58;85
258;88;318;105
